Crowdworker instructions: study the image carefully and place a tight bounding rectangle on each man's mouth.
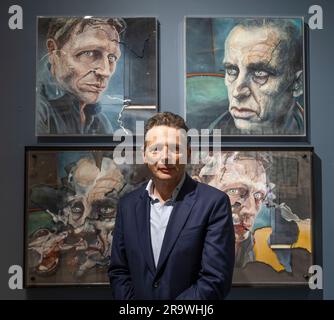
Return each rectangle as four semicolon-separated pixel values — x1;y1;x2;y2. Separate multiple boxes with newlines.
230;107;258;119
234;223;249;236
85;83;106;93
158;166;175;174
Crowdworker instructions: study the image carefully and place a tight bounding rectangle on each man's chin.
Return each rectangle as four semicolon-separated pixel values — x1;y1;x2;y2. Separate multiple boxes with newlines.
77;92;102;105
233;118;262;132
154;170;178;181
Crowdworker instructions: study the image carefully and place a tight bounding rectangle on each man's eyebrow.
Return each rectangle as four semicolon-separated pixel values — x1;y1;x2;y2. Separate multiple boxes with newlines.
74;45;121;54
222;62;238;69
247;62;278;75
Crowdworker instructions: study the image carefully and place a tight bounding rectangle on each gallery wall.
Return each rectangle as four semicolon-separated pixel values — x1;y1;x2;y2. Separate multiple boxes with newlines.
0;0;333;299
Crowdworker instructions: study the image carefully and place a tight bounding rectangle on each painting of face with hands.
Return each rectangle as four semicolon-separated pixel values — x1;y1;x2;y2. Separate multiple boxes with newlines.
186;17;305;136
25;148;150;286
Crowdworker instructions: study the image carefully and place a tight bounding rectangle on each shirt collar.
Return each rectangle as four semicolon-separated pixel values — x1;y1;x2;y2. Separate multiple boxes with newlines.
146;173;186;203
38;58;101;116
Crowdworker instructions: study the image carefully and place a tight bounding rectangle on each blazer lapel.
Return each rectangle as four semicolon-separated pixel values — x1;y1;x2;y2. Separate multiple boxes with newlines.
155;175;198;275
135;186;156;276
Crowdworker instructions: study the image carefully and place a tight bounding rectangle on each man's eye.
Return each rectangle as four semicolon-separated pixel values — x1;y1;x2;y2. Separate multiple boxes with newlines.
80;51;95;57
254;192;265;201
149;146;161;153
71;207;83;214
253;70;270;85
227;188;240;196
100;207;113;214
254;70;269;78
226;68;238;77
108;54;118;63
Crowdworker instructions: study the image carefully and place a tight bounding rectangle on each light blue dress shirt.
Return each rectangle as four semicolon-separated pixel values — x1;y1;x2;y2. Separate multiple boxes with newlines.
146;173;186;267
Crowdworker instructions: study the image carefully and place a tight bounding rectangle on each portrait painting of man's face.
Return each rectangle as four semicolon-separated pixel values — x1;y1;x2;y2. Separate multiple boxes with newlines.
186;17;305;136
24;148;150;286
190;149;313;285
36;17;158;136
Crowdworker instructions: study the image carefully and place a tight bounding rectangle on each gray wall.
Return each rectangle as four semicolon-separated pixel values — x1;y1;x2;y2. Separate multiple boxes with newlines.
0;0;333;300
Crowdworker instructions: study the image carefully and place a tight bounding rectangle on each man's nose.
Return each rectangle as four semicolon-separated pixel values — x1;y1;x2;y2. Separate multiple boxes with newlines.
232;73;251;101
240;196;258;219
160;147;174;164
94;56;111;77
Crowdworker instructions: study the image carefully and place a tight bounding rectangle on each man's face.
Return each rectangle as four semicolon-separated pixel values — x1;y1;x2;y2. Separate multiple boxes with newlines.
144;125;189;183
208;157;267;240
223;25;298;132
48;23;121;105
63;157;125;228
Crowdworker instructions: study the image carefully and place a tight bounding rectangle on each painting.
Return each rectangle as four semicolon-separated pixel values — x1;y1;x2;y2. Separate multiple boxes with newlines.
36;17;158;136
186;17;305;136
189;148;313;285
24;147;150;286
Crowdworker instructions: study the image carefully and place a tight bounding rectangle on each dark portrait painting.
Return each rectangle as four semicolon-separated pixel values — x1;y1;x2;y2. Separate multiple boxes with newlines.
186;17;305;136
36;17;158;136
189;148;313;285
24;147;149;286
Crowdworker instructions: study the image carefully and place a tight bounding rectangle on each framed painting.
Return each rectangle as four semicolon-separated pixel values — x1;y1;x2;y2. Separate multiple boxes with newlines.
185;17;306;137
24;147;150;286
188;147;313;285
36;17;158;136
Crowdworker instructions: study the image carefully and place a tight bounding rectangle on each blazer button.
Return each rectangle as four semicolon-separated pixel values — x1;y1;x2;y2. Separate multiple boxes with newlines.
153;281;159;288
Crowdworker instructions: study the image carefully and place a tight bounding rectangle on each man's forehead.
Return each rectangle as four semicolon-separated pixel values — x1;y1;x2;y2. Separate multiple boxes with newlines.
63;24;120;54
70;22;120;43
223;159;267;183
224;25;287;64
145;126;186;144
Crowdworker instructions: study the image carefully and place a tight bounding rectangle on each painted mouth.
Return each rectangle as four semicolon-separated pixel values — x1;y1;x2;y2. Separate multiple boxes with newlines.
230;107;258;119
85;83;106;93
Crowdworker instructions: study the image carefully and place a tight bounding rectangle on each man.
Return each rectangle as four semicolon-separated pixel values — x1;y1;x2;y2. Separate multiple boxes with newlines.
108;112;235;299
209;18;304;135
36;17;125;135
198;151;311;272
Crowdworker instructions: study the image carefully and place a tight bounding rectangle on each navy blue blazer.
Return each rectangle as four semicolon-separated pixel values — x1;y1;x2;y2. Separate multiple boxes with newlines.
108;174;235;300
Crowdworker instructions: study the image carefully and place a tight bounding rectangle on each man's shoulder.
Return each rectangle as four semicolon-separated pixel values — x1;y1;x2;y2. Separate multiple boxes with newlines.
119;181;148;204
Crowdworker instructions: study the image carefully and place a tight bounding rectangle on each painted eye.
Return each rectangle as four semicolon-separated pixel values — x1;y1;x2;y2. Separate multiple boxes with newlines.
253;70;270;85
254;70;269;78
108;54;117;63
226;187;248;198
226;68;238;76
100;207;113;214
82;51;95;57
71;206;83;214
254;191;265;201
227;188;240;196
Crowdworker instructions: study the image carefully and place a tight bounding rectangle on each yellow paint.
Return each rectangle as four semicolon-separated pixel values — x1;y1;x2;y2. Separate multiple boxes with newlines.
253;220;311;272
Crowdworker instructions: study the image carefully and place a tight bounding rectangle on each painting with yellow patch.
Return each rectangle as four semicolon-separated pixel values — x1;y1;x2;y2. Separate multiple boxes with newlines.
190;148;313;285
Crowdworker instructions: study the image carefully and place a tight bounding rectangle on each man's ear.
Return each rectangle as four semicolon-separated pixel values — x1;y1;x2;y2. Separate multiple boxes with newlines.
46;38;58;64
292;70;303;98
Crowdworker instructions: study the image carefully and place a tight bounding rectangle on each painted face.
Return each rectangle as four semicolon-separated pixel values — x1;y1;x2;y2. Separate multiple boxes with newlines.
63;157;125;228
49;23;121;105
207;156;267;240
144;125;189;182
223;25;299;132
